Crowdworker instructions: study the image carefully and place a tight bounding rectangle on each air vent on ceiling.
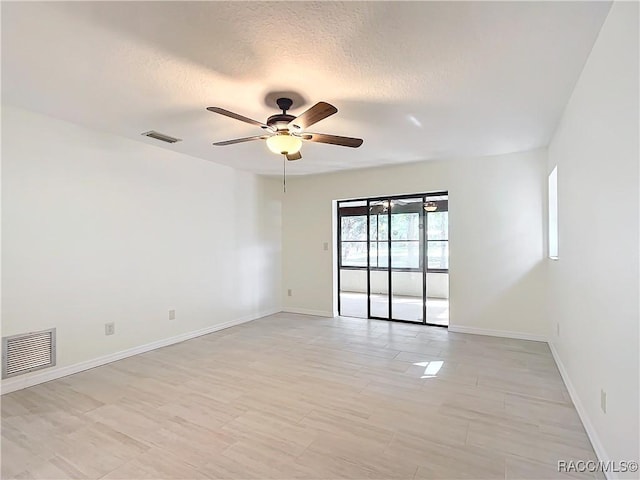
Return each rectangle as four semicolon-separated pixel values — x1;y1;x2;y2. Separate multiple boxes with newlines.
141;131;182;144
2;328;56;379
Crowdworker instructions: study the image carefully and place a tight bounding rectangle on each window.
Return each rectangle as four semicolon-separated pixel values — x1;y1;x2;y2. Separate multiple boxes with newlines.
548;166;558;259
341;212;421;269
390;213;420;268
340;215;368;267
339;199;448;272
369;213;388;267
427;211;449;270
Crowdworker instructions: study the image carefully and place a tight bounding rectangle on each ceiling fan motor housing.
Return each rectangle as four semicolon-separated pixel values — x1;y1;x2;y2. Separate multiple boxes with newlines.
267;97;297;131
267;114;295;132
276;97;293;112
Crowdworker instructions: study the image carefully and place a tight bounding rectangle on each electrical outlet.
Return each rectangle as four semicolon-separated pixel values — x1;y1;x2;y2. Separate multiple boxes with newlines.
323;242;329;251
105;322;115;336
169;309;176;320
287;289;292;297
601;389;607;413
557;323;560;337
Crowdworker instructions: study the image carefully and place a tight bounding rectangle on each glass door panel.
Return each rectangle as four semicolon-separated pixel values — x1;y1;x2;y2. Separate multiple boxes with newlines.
338;200;368;318
424;195;449;326
426;271;449;326
390;198;424;323
368;199;390;319
339;269;367;318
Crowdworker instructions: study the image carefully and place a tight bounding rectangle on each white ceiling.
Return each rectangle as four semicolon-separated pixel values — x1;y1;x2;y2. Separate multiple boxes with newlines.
2;1;611;176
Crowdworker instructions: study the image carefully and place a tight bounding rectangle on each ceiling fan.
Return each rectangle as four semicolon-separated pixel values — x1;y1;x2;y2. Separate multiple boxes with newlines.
206;97;363;161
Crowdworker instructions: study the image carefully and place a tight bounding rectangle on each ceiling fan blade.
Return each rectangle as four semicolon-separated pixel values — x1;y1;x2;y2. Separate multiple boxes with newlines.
288;102;337;131
206;107;270;130
212;135;270;146
303;133;363;148
286;152;302;161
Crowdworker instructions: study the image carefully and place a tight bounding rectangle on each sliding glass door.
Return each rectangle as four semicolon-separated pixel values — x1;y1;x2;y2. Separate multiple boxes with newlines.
338;200;368;319
425;203;449;326
390;197;425;323
338;192;449;326
367;199;390;319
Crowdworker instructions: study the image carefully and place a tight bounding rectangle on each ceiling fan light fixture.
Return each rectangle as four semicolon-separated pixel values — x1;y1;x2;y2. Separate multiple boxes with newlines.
266;134;302;155
424;201;438;212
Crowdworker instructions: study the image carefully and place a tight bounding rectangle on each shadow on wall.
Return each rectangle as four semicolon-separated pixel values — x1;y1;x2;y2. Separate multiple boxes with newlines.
256;177;283;313
229;173;283;317
451;259;547;335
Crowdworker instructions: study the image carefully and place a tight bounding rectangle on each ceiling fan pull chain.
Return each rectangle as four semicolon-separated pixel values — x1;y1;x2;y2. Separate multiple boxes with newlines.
283;154;287;193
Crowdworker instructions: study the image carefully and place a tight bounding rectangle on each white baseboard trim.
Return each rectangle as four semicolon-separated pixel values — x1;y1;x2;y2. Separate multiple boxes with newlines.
1;309;279;395
282;308;334;318
548;342;613;480
448;325;547;342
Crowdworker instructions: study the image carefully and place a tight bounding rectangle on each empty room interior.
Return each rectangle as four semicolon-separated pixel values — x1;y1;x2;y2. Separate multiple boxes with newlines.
1;2;639;479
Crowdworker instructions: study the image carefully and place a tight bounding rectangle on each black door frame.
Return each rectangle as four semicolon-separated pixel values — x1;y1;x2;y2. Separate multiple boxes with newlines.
337;191;448;327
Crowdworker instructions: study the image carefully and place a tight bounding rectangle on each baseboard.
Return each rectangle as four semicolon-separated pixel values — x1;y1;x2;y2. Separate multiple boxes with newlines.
1;308;279;395
282;308;334;318
448;325;547;342
548;342;613;480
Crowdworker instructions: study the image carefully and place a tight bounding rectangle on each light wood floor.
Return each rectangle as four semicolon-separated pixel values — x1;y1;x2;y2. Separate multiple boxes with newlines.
2;313;601;479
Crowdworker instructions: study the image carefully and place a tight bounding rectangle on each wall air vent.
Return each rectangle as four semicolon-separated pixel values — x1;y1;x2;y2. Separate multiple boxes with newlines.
2;328;56;379
141;131;182;144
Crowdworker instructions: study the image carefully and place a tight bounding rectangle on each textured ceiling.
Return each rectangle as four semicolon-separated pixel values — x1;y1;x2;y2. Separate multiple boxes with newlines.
2;1;610;175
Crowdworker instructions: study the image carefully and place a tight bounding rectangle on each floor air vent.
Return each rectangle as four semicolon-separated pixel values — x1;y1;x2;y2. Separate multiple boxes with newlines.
141;131;182;143
2;328;56;379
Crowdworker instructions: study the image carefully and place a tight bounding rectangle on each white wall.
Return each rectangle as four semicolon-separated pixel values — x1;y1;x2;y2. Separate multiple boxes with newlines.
547;2;639;475
282;149;548;338
1;106;282;385
340;270;449;299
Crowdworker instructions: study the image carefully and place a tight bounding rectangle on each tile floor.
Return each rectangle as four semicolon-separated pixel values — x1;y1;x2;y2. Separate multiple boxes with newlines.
2;313;600;479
